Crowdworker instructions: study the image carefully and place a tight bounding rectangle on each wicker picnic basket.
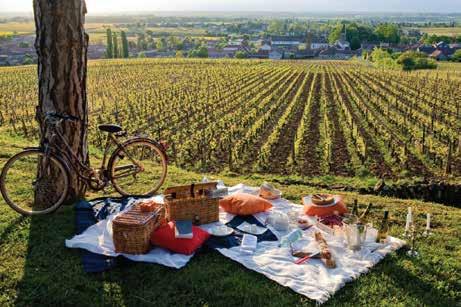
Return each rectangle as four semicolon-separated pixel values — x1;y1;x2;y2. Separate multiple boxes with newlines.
164;182;219;225
112;202;164;254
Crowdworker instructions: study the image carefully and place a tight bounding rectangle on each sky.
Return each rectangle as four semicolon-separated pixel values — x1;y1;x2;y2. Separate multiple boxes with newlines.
1;0;461;14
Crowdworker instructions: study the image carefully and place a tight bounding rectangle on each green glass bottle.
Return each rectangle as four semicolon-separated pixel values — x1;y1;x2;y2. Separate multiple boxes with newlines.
376;210;389;243
351;199;359;217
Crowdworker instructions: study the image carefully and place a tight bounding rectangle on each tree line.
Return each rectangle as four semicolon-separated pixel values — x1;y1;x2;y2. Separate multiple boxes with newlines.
368;48;437;71
106;28;129;59
328;23;402;50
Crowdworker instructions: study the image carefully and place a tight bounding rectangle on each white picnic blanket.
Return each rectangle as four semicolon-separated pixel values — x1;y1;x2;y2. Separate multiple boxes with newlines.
65;183;406;304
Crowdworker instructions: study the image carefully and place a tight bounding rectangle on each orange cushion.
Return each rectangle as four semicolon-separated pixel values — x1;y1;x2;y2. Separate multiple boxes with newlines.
303;195;348;217
219;193;273;216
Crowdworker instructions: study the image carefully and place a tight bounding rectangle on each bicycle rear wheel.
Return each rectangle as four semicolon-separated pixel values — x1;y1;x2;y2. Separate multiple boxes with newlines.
109;138;167;196
0;150;69;215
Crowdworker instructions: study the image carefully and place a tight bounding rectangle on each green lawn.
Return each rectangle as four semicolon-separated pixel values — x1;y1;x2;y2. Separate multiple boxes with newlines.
0;132;460;306
420;27;461;36
437;62;461;72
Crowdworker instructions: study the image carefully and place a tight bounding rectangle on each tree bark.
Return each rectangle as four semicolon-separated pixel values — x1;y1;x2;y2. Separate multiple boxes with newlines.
33;0;89;203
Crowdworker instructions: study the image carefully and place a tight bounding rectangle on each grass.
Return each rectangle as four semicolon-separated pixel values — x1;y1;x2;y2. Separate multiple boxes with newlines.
0;132;460;306
0;21;217;45
420;27;461;36
0;22;35;35
437;62;461;72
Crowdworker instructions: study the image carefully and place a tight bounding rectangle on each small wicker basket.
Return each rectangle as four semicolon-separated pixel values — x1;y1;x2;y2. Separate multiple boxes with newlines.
311;194;335;206
164;182;219;225
112;202;164;254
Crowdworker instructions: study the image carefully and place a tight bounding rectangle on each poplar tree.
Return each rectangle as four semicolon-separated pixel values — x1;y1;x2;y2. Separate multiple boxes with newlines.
113;32;119;58
106;28;113;58
121;31;129;58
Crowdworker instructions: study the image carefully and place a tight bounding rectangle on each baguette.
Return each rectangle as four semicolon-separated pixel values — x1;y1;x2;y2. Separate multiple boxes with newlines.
314;231;336;268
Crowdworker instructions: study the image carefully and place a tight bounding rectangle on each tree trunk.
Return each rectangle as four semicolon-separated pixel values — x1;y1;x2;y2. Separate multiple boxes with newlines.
33;0;89;203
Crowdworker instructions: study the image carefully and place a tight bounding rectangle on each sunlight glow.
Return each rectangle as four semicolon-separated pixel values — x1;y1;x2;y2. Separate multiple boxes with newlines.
0;0;460;14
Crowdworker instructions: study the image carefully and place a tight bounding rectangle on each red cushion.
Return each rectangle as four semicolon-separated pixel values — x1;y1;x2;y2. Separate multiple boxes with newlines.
151;222;210;255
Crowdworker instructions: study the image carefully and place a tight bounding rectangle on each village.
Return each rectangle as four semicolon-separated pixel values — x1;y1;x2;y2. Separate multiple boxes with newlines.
1;4;461;307
1;18;461;65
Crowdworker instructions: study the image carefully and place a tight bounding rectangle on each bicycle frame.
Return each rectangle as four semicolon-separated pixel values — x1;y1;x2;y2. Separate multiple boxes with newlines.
0;115;167;216
43;120;141;186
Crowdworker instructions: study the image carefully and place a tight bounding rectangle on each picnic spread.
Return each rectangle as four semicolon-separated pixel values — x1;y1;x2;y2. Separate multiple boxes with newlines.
66;181;406;304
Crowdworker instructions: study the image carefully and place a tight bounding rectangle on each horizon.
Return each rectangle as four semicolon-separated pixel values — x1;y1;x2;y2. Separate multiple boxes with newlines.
1;10;461;19
1;0;461;15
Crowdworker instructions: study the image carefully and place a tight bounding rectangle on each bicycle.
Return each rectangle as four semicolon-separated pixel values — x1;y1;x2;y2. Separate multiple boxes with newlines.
0;113;168;215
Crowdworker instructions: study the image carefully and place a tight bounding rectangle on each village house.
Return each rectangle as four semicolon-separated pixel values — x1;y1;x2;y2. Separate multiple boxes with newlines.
268;49;283;60
310;40;329;50
0;55;8;66
319;46;355;60
361;43;378;53
227;39;244;46
248;50;269;59
417;44;437;55
428;42;457;61
335;32;350;51
222;45;239;53
248;44;270;58
422;41;460;60
308;32;330;50
295;49;317;59
207;47;234;58
270;35;304;53
259;44;271;52
430;49;448;61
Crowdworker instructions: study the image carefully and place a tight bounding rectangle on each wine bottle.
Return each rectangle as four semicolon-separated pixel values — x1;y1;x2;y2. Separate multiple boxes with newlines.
376;210;389;243
404;207;413;237
351;199;359;217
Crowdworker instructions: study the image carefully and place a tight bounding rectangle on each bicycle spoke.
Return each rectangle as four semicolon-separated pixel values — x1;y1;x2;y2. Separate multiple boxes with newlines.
110;141;166;196
1;151;68;215
112;164;139;179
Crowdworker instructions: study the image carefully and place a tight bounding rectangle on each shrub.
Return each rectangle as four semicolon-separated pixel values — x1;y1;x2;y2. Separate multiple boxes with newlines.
189;46;208;58
370;48;399;69
452;50;461;62
356;166;372;178
397;51;437;70
235;51;247;59
415;57;437;69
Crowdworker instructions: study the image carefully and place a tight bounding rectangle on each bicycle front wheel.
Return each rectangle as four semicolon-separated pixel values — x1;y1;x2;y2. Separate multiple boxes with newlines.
0;150;69;215
109;138;167;196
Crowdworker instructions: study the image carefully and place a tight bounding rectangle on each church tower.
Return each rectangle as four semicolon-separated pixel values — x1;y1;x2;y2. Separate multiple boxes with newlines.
305;30;313;51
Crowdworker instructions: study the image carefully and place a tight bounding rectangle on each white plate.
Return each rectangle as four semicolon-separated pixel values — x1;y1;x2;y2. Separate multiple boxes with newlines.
302;195;341;207
259;189;283;200
210;225;234;237
237;222;268;235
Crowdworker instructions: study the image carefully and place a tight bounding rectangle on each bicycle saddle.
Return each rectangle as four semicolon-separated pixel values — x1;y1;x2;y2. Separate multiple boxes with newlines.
98;124;123;133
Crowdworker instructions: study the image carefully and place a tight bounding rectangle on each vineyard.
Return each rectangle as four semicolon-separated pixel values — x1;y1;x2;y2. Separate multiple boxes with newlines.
1;58;461;179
